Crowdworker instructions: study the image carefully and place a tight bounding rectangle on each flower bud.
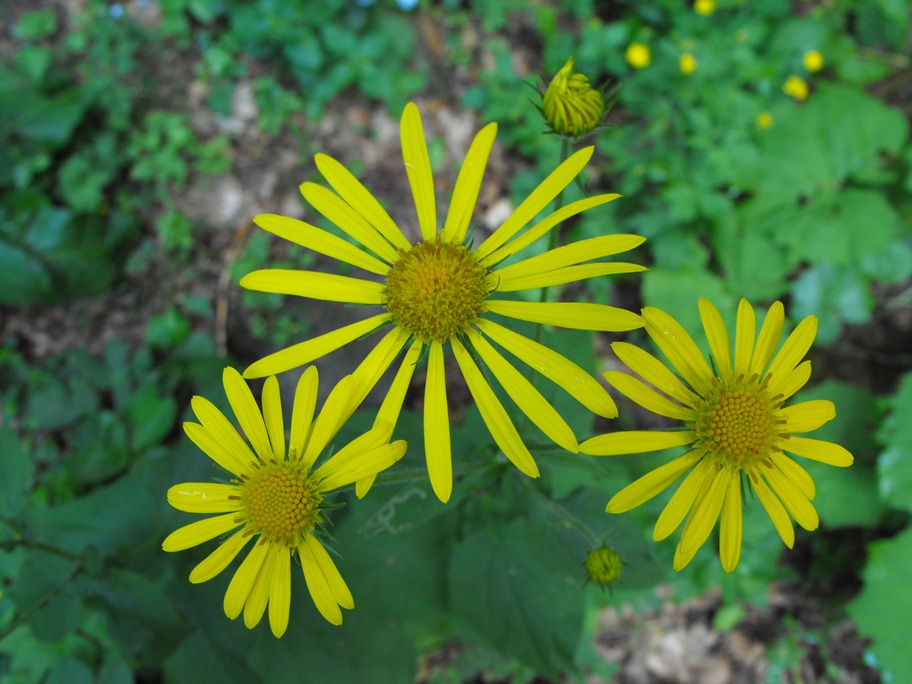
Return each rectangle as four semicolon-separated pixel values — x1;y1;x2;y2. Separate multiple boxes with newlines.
542;58;606;137
585;545;623;587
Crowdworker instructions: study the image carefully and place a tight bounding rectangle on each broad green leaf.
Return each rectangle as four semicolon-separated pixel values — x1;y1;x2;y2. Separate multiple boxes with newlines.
876;372;912;512
848;527;912;683
86;568;187;666
7;552;84;642
448;519;584;676
0;428;33;517
45;657;93;684
791;265;872;344
124;384;177;451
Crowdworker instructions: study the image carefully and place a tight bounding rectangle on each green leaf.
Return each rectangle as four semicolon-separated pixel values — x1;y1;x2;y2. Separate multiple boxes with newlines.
13;10;58;40
448;518;584;676
45;657;93;684
848;527;912;683
124;384;177;451
7;552;84;642
0;428;34;518
791;264;872;345
876;372;912;513
85;568;187;666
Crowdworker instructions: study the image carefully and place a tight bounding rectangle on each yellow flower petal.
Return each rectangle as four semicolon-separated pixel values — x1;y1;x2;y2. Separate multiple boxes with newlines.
452;337;540;478
401;102;437;242
375;341;424;430
641;307;715;395
189;530;252;584
495;262;646;292
768;359;812;400
162;513;243;552
357;341;423;498
653;458;713;540
580;429;695;456
262;376;285;460
441;122;497;244
223;539;269;620
480;194;623;267
476;146;594;260
770;451;815;500
605;450;702;513
493;234;646;282
610;342;700;407
183;420;252;476
719;476;743;573
189;395;258;470
477;319;617;418
604;371;695;421
765;466;819;531
486;300;643;332
303;533;354;609
223;367;272;460
268;548;291;638
300;182;400;263
778;399;835;434
752;471;795;548
301;375;354;469
425;341;452;503
253;213;390;276
749;301;784;377
240;269;386;305
243;314;391;379
698;297;733;382
733;299;756;377
167;483;241;514
244;541;278;629
766;315;817;382
677;467;728;558
468;329;578;453
314;433;406;491
782;436;854;467
348;327;411;411
313;153;412;251
290;366;319;460
298;539;342;625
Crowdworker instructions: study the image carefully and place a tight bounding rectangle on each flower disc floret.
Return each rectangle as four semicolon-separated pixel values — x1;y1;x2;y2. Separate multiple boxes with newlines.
240;461;323;546
385;241;490;342
693;378;780;465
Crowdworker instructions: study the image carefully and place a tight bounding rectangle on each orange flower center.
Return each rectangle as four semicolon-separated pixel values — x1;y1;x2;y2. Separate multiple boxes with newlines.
240;460;322;546
384;241;491;342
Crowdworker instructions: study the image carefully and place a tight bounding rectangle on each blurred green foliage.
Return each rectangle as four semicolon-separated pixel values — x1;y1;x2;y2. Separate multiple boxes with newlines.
2;0;911;682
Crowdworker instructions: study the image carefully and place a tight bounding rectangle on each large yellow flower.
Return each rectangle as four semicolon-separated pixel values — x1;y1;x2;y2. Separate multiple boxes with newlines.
162;367;406;636
240;102;645;503
580;298;854;572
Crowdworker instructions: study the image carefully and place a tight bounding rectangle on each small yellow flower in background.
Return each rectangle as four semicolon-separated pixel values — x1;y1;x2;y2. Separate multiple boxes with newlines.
585;546;623;587
679;53;698;75
580;298;854;572
542;57;605;137
803;49;825;72
783;74;809;100
624;42;651;69
755;111;774;129
162;367;406;636
240;102;646;503
694;0;716;15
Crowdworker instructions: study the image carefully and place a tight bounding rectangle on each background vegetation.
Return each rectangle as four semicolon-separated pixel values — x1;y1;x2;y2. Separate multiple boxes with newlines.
1;0;910;682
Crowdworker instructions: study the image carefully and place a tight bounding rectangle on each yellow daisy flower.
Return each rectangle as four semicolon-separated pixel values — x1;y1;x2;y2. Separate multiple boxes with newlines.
240;102;645;503
803;50;825;73
580;298;854;572
162;367;406;636
542;57;605;137
679;52;698;75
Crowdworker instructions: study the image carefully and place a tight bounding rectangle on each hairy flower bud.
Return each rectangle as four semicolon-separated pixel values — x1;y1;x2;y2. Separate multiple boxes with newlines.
585;546;624;587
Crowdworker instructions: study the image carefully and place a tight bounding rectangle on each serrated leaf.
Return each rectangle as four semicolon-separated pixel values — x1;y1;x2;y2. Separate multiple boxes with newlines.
124;384;177;451
848;527;912;683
